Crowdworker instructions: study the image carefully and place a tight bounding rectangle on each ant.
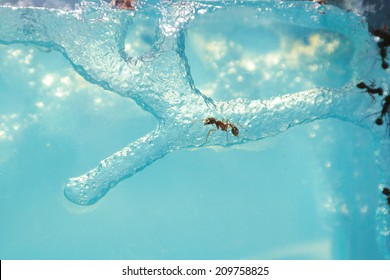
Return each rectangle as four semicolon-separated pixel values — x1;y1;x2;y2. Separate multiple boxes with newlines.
374;95;390;126
380;46;389;69
203;117;239;142
356;81;384;100
310;0;327;4
370;25;390;69
110;0;135;10
371;26;390;47
383;187;390;209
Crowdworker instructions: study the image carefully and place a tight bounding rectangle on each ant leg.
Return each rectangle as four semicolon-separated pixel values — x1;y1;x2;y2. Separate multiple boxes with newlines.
360;111;381;123
369;93;376;103
234;121;248;132
206;129;217;142
363;57;378;77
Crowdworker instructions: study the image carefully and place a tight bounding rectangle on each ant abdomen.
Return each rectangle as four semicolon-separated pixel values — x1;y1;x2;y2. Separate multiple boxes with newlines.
376;117;384;126
231;125;239;136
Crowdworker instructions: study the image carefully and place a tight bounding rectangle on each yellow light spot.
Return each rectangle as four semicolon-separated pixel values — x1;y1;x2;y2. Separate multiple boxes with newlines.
42;74;54;87
227;67;236;74
308;64;319;72
35;102;45;108
325;40;340;54
21;53;34;65
312;124;320;130
264;53;281;67
125;43;133;53
8;49;22;58
294;76;302;83
206;39;228;60
94;98;102;105
263;71;271;81
200;82;218;97
239;57;256;72
60;76;71;85
54;88;69;98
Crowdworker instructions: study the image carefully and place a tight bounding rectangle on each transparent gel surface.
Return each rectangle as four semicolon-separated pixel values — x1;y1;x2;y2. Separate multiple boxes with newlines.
0;0;389;259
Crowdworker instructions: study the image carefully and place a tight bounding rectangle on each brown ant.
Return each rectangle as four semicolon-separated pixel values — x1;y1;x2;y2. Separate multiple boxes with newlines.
110;0;135;10
356;81;384;100
203;117;239;142
370;25;390;69
310;0;327;4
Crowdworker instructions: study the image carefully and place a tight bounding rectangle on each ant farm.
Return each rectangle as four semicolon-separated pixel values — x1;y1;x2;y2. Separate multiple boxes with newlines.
1;0;390;259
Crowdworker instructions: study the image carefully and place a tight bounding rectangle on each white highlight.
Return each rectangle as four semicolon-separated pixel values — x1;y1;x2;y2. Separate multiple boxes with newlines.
42;74;54;87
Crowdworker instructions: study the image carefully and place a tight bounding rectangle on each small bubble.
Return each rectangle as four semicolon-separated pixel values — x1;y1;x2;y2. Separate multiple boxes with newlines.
340;203;349;214
325;161;331;168
279;125;288;132
360;205;368;214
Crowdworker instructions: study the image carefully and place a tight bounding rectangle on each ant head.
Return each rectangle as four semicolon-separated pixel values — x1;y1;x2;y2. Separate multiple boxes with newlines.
383;187;390;196
356;82;366;89
231;125;239;136
378;88;384;95
203;117;216;125
382;61;389;69
376;117;384;125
